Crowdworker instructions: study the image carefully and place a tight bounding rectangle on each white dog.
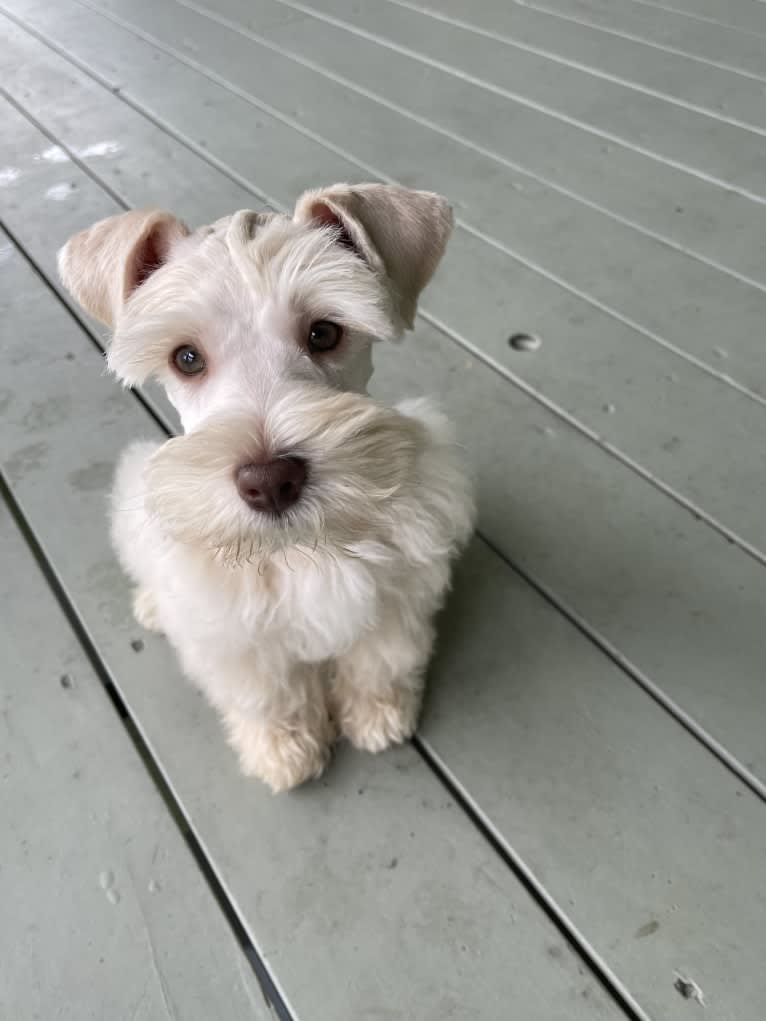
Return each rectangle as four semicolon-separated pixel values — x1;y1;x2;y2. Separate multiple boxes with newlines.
59;183;474;792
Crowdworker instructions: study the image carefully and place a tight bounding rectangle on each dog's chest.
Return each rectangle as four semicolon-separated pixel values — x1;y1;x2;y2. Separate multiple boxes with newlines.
166;547;381;661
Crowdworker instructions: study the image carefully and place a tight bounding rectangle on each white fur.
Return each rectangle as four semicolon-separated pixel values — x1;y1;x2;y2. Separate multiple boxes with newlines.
66;191;474;792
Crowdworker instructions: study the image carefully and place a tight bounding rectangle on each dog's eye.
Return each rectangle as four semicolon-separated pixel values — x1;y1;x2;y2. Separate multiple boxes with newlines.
172;344;206;376
307;320;342;354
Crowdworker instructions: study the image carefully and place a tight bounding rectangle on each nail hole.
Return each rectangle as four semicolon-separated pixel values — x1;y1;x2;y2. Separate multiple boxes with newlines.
508;332;541;352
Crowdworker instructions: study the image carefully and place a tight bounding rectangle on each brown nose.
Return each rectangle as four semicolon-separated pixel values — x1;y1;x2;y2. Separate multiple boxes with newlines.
235;458;307;514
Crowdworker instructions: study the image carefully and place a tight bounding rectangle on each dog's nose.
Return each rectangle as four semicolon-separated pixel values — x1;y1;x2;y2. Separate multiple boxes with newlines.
235;458;307;514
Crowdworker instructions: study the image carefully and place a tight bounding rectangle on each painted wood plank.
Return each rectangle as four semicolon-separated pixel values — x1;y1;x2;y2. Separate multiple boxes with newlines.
0;241;625;1021
199;0;766;289
415;0;766;99
246;0;766;294
4;207;766;1020
506;0;766;78
285;0;766;132
0;29;269;431
4;3;766;1016
9;0;766;391
169;0;766;201
0;34;262;225
3;6;766;788
0;507;271;1020
36;0;766;305
8;1;766;565
63;0;766;395
625;0;766;34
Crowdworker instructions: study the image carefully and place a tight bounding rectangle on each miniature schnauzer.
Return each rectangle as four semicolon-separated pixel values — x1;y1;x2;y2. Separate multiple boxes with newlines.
59;183;474;792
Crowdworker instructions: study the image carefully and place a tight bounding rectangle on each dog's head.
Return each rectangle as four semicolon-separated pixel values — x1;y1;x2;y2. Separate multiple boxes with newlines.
59;184;454;559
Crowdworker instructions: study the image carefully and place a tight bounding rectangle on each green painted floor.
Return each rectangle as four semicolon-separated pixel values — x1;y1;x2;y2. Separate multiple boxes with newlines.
1;0;764;1017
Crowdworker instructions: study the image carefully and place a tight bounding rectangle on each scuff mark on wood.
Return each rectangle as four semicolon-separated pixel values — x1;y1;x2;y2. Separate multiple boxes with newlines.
674;972;705;1006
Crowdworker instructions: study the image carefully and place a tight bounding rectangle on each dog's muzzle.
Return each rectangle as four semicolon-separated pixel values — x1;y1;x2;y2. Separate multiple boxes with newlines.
143;383;430;558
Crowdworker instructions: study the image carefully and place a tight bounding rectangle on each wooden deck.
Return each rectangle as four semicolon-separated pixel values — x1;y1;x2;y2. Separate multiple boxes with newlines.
1;0;765;1017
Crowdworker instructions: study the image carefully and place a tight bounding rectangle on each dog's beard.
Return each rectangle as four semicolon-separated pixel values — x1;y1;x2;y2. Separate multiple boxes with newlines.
145;385;425;566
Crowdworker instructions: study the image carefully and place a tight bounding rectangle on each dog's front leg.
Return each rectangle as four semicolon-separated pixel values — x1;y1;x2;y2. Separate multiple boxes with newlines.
330;609;435;754
211;659;336;793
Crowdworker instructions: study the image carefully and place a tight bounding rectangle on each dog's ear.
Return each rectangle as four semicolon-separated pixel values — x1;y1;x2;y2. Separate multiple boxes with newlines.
58;209;190;326
294;183;452;329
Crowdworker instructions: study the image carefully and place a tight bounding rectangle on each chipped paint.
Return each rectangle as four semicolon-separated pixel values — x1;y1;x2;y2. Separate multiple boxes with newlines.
0;167;20;187
45;182;76;201
77;140;122;158
34;145;69;164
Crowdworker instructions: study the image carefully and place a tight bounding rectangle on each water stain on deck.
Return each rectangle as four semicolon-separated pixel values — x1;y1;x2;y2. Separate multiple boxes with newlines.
22;396;72;431
5;441;49;482
69;460;113;492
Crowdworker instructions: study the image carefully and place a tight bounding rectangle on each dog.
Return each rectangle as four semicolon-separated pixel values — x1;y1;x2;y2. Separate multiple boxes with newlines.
58;183;475;792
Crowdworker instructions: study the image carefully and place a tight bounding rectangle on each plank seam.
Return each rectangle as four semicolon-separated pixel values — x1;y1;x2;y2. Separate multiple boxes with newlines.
0;470;295;1021
474;532;766;802
411;733;650;1021
165;0;766;205
461;0;766;84
0;29;282;211
272;0;766;137
258;0;766;304
418;305;766;568
0;214;177;436
259;0;766;293
1;87;132;208
623;0;766;39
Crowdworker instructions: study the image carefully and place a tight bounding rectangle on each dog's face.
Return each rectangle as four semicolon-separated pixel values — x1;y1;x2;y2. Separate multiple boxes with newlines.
59;184;452;559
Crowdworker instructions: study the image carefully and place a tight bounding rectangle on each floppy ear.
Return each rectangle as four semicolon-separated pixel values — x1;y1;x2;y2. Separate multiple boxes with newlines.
58;208;189;326
294;183;453;330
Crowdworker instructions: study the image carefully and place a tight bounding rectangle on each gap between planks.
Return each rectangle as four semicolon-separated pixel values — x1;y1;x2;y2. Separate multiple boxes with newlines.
622;0;766;39
221;0;766;293
163;0;766;207
272;0;766;134
385;0;766;85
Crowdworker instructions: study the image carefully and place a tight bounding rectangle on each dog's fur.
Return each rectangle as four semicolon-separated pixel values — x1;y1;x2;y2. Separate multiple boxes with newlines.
59;184;474;792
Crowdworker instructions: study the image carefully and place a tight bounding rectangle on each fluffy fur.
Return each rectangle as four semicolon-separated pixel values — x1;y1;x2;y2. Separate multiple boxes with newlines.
60;184;474;792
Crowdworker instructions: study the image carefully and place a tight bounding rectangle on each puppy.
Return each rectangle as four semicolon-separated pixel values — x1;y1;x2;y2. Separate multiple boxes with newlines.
59;184;474;792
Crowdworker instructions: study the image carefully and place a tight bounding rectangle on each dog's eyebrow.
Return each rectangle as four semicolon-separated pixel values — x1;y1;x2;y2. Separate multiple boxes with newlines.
224;209;281;287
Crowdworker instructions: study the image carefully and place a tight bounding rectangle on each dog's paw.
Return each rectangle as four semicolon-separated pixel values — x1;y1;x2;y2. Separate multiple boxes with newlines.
332;684;421;754
132;587;163;632
228;716;335;793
